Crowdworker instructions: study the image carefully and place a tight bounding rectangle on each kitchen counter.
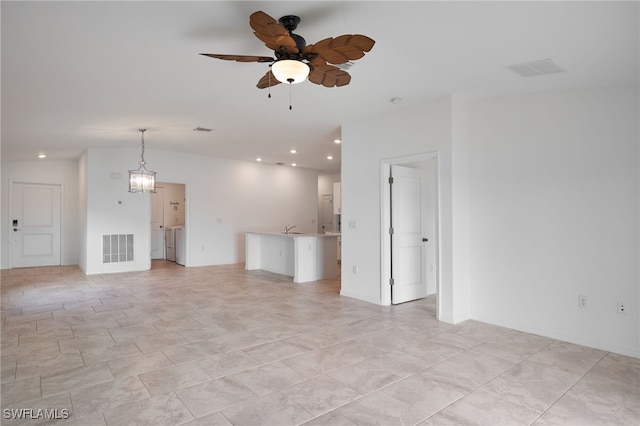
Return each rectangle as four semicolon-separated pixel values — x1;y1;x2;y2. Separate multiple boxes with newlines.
245;231;338;283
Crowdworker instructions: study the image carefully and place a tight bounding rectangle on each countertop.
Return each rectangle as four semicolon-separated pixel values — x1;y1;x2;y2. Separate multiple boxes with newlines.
245;231;339;238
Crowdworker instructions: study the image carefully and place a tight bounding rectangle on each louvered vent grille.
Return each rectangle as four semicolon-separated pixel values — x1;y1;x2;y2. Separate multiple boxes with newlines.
102;234;134;263
505;59;565;77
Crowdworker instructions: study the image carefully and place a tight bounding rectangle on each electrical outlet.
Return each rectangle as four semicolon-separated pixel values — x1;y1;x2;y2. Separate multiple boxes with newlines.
617;301;626;314
578;295;588;309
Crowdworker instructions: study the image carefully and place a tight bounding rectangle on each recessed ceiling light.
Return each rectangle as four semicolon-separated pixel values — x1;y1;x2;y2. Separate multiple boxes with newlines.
291;163;297;167
256;157;262;162
334;139;341;144
327;155;333;160
37;154;46;159
290;149;297;154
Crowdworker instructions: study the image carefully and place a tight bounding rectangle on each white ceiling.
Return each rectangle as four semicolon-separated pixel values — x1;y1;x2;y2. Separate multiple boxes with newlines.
2;1;638;173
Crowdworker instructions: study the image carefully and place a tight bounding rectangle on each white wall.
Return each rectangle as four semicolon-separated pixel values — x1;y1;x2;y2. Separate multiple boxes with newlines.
1;160;80;268
81;148;319;274
83;149;152;273
158;182;185;227
469;86;639;357
341;96;471;323
342;86;639;357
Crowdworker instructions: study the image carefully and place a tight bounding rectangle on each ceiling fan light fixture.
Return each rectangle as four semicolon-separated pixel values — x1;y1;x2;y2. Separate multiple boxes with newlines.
271;60;309;84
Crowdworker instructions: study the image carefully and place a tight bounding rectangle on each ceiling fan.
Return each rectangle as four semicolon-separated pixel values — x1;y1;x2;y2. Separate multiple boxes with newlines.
200;11;375;90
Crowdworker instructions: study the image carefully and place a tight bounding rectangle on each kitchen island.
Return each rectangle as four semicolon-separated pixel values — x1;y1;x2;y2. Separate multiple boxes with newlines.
245;231;338;283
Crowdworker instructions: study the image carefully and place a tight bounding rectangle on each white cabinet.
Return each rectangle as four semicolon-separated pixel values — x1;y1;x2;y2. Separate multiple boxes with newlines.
333;182;341;214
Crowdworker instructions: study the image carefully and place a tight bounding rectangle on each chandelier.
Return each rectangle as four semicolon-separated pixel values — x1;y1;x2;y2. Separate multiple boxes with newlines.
128;129;156;193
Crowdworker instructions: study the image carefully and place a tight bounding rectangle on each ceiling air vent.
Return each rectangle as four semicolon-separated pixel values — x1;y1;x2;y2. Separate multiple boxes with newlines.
505;59;565;77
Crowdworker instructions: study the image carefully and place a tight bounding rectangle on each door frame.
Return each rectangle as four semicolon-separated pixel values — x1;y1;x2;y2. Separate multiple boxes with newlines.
150;180;189;266
380;152;441;314
150;186;165;260
8;179;64;268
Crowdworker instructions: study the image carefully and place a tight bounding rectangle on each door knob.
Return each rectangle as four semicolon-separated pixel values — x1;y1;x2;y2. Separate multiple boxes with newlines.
13;228;19;232
422;238;428;242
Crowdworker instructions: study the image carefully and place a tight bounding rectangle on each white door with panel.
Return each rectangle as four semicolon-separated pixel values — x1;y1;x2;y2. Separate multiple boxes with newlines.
390;165;427;304
150;187;165;259
10;182;61;267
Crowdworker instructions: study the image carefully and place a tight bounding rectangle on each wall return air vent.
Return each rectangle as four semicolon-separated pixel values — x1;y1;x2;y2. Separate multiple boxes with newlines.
505;59;565;77
103;234;134;263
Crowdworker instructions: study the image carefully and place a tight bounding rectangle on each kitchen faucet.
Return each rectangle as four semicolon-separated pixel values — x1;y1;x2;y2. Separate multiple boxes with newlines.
284;225;296;234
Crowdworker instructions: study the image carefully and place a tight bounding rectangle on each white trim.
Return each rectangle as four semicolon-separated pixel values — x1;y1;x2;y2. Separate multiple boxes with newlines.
8;179;63;268
379;152;441;314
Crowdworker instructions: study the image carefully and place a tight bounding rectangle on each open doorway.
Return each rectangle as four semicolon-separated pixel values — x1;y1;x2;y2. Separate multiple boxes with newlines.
380;152;439;312
150;182;186;266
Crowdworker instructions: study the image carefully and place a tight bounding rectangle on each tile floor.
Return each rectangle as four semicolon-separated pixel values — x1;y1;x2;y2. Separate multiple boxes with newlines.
1;261;638;426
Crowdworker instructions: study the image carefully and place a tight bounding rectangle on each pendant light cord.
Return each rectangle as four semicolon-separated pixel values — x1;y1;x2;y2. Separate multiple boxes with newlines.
139;129;147;165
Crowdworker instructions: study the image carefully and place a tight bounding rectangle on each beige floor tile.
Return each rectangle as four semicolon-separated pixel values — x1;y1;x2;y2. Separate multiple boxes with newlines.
1;375;41;406
102;392;194;426
301;410;359;426
1;355;17;384
229;361;307;396
80;340;142;365
133;332;190;353
138;361;210;396
242;336;312;363
106;351;173;379
221;391;313;426
195;350;261;380
41;362;114;397
381;369;469;419
175;376;257;418
283;340;383;378
327;350;425;394
161;340;225;364
422;349;514;391
70;376;151;419
16;351;85;381
182;412;232;426
1;392;74;425
422;387;540;426
279;375;361;417
336;391;429;426
533;389;640;426
2;262;632;426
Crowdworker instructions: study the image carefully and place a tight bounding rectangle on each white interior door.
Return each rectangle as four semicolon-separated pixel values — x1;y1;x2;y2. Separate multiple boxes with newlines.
321;194;334;231
10;182;61;267
390;165;427;304
150;187;164;259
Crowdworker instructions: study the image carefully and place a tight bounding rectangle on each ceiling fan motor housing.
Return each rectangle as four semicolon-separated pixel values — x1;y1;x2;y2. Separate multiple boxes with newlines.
279;15;307;52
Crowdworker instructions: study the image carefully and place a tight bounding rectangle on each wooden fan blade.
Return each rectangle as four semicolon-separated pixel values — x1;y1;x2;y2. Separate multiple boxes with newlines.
200;53;274;63
308;63;351;87
257;70;282;89
249;11;299;54
303;34;375;64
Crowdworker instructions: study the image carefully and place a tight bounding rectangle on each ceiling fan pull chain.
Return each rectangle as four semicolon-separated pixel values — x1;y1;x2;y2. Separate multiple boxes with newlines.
289;84;293;110
268;70;272;98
